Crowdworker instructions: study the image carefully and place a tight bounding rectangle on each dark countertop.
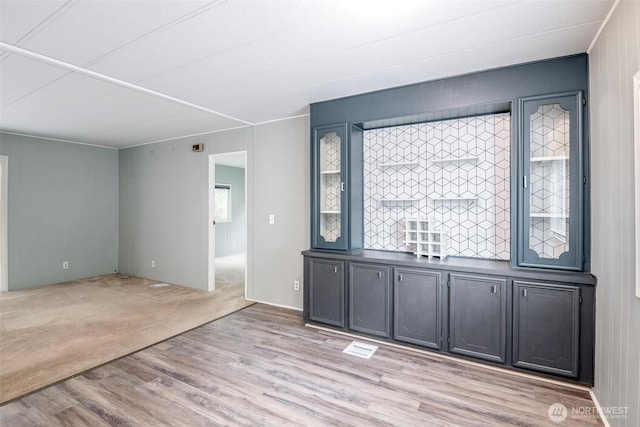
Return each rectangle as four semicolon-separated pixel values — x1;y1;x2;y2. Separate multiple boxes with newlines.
302;249;596;286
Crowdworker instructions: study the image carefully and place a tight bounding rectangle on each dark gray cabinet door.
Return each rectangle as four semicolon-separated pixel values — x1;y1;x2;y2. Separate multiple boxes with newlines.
517;91;584;271
349;263;391;338
312;123;348;251
394;269;442;349
449;274;506;363
513;281;580;377
309;259;345;327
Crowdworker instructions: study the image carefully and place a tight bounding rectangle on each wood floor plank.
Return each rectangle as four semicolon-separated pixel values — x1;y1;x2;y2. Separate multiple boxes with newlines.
0;304;602;426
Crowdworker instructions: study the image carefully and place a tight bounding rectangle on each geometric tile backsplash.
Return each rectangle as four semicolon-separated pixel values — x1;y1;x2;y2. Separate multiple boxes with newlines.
363;113;511;260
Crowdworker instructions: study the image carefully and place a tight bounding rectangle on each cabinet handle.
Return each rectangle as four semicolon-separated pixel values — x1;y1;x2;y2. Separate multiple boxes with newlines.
399;274;403;282
523;176;527;189
341;182;345;192
491;285;497;294
377;271;382;279
334;266;338;273
523;288;528;298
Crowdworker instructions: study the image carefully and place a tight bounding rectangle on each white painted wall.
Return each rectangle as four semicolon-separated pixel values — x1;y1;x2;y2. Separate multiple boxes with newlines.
589;1;640;425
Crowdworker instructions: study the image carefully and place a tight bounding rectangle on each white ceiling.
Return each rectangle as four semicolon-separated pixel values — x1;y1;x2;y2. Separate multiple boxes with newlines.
0;0;615;149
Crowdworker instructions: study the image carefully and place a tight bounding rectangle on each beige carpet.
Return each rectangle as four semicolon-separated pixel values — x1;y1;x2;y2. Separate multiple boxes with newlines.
0;273;253;404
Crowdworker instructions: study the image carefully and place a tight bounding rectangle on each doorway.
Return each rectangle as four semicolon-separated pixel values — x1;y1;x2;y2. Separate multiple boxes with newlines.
0;156;7;292
208;152;247;294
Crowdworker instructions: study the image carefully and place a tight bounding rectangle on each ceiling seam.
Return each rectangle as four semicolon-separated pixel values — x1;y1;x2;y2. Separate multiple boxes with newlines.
0;131;117;150
0;42;255;126
82;0;228;69
0;0;79;63
184;0;530;99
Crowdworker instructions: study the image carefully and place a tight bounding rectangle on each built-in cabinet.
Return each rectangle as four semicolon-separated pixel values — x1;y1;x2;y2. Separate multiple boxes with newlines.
312;123;363;252
312;124;347;250
449;274;506;363
513;281;580;377
306;55;593;385
349;264;391;338
308;258;344;327
518;91;584;270
303;251;595;385
393;269;442;349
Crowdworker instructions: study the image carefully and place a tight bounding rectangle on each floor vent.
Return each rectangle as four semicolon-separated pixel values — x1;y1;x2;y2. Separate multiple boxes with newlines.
150;283;169;288
343;341;378;359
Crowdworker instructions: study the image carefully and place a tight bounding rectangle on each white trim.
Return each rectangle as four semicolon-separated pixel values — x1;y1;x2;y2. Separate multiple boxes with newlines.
120;125;250;149
208;157;216;292
253;113;310;126
587;0;620;53
0;42;253;126
208;151;248;294
306;323;592;392
589;390;611;427
0;156;8;292
634;70;640;299
0;131;117;150
247;299;303;312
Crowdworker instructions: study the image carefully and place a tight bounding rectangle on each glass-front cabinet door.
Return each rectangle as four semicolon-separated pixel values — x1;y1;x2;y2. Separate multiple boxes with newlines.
312;124;348;250
518;92;584;270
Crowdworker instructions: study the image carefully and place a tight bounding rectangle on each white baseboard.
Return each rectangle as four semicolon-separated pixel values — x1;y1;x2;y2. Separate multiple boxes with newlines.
245;297;303;312
589;390;611;427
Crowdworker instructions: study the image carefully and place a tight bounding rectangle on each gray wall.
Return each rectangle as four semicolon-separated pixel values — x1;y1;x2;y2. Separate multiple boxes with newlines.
214;165;245;257
0;133;119;290
119;117;309;309
590;1;640;426
248;118;310;309
118;128;247;290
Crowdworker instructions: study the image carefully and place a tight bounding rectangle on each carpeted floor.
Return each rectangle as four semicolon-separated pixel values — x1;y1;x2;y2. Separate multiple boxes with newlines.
0;266;252;404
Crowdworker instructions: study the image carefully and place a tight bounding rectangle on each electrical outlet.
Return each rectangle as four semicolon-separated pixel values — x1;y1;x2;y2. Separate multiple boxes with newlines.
268;214;275;225
151;260;155;268
62;261;69;269
293;280;300;291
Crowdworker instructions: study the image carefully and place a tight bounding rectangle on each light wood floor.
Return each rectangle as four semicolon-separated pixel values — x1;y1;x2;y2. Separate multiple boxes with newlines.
0;271;252;404
1;304;601;426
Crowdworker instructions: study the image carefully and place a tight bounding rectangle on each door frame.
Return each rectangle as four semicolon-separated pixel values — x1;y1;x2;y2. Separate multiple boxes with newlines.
208;151;248;293
0;156;8;292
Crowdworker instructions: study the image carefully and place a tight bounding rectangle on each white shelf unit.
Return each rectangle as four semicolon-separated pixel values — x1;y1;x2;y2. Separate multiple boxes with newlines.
404;218;449;259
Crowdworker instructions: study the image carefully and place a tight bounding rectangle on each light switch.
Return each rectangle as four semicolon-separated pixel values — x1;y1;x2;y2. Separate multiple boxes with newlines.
268;214;275;224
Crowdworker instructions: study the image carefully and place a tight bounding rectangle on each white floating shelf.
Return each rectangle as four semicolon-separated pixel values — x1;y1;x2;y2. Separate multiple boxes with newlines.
530;212;569;218
378;161;419;168
429;197;478;206
320;210;341;214
430;156;479;164
378;198;421;206
530;156;569;162
321;169;341;174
